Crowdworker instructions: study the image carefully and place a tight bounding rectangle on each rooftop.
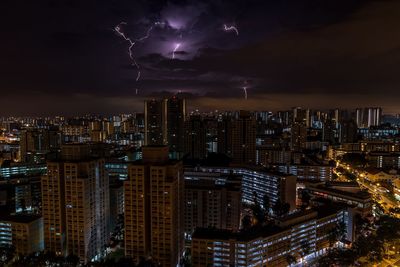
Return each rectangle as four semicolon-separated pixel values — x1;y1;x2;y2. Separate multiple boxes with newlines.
0;214;42;223
192;205;343;242
307;182;371;200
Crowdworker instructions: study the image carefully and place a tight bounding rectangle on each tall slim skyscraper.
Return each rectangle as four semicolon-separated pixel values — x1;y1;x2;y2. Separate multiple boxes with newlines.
144;99;167;146
144;97;187;155
41;144;110;263
41;160;66;256
167;96;186;153
231;111;256;165
340;120;358;143
184;115;207;160
322;118;336;144
291;122;307;151
293;107;311;127
124;146;184;266
356;107;382;128
217;116;233;157
20;128;60;163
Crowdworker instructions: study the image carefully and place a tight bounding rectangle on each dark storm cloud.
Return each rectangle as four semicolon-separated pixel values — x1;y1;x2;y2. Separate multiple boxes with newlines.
1;0;400;115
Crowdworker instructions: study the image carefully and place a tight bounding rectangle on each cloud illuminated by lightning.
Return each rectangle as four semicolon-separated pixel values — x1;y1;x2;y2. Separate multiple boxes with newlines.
223;24;239;36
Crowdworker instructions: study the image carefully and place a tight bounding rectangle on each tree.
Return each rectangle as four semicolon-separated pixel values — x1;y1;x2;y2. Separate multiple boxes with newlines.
340;153;367;167
328;222;347;248
0;245;15;265
65;254;80;266
262;194;270;212
251;203;265;225
353;234;384;263
282;203;290;215
300;190;311;209
272;199;282;216
272;199;291;217
300;240;311;257
317;248;357;267
285;254;297;266
241;215;252;230
376;215;400;242
251;192;266;224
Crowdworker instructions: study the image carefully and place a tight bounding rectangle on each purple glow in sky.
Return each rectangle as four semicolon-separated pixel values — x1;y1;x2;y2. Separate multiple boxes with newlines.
3;0;400;115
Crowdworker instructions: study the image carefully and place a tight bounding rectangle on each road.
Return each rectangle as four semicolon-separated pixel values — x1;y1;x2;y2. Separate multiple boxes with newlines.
336;161;399;215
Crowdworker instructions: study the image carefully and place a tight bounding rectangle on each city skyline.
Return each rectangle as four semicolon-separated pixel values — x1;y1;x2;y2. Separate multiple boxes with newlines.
2;1;400;266
2;97;400;266
2;0;400;115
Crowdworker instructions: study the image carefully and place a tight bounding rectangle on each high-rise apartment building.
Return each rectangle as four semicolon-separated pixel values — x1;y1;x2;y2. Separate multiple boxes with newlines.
144;97;187;155
322;119;336;144
144;99;167;146
277;110;293;127
293;107;311;127
291;122;307;151
356;107;382;128
340;120;358;143
183;171;242;234
191;206;354;267
217;116;233;156
20;128;60;163
184;115;207;160
231;111;256;165
41;144;110;263
124;146;184;266
0;214;44;255
41;161;66;256
167;96;186;153
195;166;297;211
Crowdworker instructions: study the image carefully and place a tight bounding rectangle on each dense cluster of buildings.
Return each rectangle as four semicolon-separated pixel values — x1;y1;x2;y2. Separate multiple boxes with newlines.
1;98;397;265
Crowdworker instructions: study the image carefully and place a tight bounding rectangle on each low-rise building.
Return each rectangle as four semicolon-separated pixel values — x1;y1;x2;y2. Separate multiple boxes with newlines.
361;168;400;182
277;164;333;181
366;152;400;169
193;166;297;211
191;206;353;267
306;182;372;216
184;171;242;234
0;214;44;255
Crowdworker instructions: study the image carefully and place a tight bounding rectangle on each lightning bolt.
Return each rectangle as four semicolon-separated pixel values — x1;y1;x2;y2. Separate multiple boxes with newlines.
137;21;164;42
172;43;181;59
223;24;239;36
243;87;248;100
114;22;140;81
114;21;165;90
223;23;245;99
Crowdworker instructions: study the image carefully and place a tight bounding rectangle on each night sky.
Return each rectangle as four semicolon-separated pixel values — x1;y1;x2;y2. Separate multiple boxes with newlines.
1;0;400;115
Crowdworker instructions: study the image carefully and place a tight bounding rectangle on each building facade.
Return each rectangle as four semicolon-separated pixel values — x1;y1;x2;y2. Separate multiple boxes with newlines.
167;97;186;154
231;111;256;165
0;215;44;255
194;166;297;211
124;146;184;266
191;207;353;267
41;144;110;263
183;171;242;234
